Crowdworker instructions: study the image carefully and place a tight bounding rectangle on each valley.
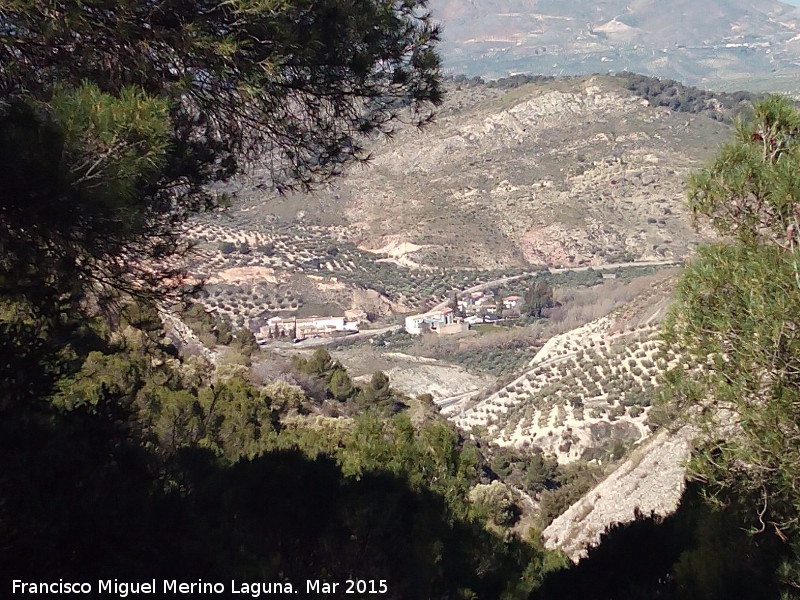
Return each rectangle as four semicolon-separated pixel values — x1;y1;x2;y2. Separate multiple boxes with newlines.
429;0;800;91
168;75;743;559
9;2;800;596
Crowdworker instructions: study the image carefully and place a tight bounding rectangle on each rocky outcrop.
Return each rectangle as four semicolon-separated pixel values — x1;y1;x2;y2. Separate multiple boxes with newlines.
542;425;697;562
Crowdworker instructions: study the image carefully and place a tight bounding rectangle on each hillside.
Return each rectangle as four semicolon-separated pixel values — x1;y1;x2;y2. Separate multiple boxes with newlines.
172;75;771;577
194;76;730;330
429;0;800;88
442;271;677;459
542;424;696;562
9;2;800;597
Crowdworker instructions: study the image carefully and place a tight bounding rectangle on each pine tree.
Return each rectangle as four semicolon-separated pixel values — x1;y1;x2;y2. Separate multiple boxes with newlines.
664;95;800;590
0;0;442;315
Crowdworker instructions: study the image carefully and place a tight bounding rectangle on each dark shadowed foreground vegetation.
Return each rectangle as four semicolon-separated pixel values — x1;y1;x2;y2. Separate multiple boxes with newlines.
535;484;789;600
0;3;564;595
0;306;565;597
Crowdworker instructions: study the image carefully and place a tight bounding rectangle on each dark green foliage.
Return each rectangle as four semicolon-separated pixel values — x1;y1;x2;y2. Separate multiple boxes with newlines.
536;463;603;529
488;446;561;496
469;481;521;527
614;72;758;122
181;302;234;346
523;281;555;318
0;3;576;595
3;0;442;189
327;369;355;402
525;454;561;495
296;348;337;379
661;95;800;594
1;0;442;315
489;74;556;88
1;402;557;598
230;328;259;356
446;73;488;88
0;297;566;595
0;85;181;312
536;484;789;600
293;350;394;407
356;371;400;413
429;334;540;377
687;95;800;248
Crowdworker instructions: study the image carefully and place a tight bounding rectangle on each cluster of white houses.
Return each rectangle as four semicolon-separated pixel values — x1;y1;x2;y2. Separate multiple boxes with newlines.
404;307;467;335
258;315;358;341
253;292;526;341
403;291;525;336
456;290;523;315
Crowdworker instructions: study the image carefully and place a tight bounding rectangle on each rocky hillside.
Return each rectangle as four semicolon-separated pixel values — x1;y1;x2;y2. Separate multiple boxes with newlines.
227;76;730;274
174;76;731;560
429;0;800;87
542;424;696;562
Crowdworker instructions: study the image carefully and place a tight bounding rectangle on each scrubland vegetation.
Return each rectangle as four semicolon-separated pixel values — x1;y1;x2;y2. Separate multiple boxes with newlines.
615;72;759;121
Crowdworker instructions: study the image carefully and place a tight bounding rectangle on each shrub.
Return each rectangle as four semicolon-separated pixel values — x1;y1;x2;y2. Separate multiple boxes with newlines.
469;482;521;527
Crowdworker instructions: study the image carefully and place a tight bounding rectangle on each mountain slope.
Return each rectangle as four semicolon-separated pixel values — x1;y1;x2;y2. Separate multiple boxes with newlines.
232;76;729;271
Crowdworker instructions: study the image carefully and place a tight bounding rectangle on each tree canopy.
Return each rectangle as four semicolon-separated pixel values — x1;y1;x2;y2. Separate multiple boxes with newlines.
0;0;442;312
0;5;580;596
664;95;800;593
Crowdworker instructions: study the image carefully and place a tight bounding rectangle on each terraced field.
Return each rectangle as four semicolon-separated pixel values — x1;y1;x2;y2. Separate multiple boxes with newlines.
184;219;530;329
443;283;679;463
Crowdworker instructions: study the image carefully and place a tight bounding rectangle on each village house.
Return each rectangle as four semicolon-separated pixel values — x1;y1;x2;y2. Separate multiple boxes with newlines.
405;307;456;335
502;295;522;310
477;303;498;314
458;290;498;315
259;315;357;340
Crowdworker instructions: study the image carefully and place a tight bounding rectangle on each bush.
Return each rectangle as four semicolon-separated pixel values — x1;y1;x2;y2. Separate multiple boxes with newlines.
536;462;602;528
468;481;521;527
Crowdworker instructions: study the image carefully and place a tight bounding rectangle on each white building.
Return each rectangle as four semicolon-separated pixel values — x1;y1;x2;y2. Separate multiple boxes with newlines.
259;315;356;339
404;307;454;335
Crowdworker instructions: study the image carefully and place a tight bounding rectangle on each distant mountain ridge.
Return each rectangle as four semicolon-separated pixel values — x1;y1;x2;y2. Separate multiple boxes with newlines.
430;0;800;86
